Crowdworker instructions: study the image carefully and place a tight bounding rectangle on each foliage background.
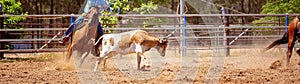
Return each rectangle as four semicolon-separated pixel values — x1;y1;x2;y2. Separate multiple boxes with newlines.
0;0;27;49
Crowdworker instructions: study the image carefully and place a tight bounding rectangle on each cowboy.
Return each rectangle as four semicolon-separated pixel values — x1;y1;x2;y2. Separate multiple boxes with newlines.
59;0;111;56
59;0;111;44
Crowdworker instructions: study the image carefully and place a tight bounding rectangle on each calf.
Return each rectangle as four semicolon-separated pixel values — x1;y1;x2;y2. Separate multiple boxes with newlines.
93;30;173;71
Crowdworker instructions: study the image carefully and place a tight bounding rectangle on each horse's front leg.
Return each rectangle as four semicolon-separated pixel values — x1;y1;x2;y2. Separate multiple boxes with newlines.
90;38;100;56
79;51;89;67
296;49;300;65
94;38;102;56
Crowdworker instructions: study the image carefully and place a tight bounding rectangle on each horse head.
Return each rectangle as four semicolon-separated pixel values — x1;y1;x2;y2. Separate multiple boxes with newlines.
86;6;100;26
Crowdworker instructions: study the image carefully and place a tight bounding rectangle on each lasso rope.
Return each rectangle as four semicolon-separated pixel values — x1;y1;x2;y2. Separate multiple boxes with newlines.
38;32;61;50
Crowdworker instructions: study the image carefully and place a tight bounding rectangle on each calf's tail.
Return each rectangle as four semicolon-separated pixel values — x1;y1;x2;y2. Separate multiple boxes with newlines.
264;32;289;51
94;35;105;46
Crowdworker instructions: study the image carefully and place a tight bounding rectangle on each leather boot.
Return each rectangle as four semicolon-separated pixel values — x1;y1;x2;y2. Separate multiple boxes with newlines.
59;36;70;45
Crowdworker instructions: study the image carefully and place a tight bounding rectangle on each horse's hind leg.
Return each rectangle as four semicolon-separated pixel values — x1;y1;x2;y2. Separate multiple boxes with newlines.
287;39;295;66
65;44;73;63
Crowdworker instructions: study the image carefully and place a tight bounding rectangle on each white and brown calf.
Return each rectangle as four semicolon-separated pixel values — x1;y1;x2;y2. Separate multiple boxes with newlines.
93;30;173;71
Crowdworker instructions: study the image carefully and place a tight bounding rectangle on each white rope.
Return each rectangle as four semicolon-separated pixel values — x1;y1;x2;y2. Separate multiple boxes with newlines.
229;28;250;45
39;32;61;50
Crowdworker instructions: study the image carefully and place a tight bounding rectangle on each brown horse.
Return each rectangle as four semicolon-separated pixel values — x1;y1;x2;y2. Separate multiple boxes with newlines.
65;6;100;66
265;16;300;65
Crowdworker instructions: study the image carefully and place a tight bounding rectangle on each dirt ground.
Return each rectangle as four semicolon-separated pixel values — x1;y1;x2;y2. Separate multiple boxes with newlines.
1;48;300;84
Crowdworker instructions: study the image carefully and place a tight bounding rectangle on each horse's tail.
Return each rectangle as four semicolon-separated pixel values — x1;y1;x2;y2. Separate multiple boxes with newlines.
264;32;289;51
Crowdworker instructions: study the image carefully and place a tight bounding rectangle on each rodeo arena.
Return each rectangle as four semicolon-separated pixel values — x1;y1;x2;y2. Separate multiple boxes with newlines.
1;0;300;84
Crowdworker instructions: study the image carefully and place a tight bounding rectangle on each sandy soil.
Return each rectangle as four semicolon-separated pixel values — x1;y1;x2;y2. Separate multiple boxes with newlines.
1;49;300;84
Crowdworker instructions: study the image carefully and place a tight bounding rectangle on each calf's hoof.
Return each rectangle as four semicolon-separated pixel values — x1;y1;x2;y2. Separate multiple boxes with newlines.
139;65;151;71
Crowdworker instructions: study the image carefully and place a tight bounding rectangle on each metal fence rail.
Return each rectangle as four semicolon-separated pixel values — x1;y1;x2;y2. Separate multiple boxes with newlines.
0;14;294;54
0;14;297;17
0;26;286;31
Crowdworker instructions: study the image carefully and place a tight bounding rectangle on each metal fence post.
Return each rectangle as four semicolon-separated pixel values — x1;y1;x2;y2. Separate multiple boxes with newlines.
71;14;75;24
0;4;4;59
285;13;289;32
221;7;230;56
285;13;289;52
183;16;187;56
180;0;186;56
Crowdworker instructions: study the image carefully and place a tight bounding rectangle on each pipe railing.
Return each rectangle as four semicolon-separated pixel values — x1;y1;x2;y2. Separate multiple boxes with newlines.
0;14;297;17
0;14;294;53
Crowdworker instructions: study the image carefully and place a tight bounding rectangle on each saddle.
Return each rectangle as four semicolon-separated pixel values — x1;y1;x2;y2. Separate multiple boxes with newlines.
75;10;95;30
74;14;88;31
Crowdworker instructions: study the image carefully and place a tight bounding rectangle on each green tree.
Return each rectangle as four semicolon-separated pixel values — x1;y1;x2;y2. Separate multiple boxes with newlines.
261;0;300;14
101;0;162;29
99;0;130;31
132;1;158;14
0;0;27;29
0;0;27;49
254;0;300;24
251;0;300;35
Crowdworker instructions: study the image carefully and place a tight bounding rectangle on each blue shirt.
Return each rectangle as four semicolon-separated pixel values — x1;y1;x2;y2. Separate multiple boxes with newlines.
84;0;111;13
76;0;110;22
